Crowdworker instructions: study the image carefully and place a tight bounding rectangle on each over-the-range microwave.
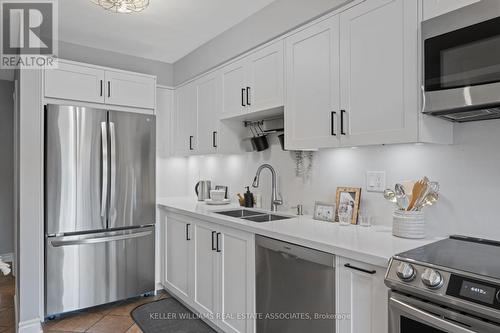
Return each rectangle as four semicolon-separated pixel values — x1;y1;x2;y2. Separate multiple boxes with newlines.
422;0;500;122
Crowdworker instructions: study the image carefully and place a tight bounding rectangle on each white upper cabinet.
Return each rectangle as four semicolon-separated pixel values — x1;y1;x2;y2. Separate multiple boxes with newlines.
285;16;341;150
221;40;284;118
196;73;221;154
45;61;105;104
221;59;247;118
339;0;419;146
174;82;197;155
156;87;174;158
105;70;156;109
423;0;480;20
44;60;156;111
337;257;388;333
246;40;284;113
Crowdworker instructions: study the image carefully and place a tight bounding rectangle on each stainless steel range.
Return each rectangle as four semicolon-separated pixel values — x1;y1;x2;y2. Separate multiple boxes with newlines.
385;235;500;333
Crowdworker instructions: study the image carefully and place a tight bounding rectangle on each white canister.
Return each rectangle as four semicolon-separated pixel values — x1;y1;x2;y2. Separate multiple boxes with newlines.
392;210;426;239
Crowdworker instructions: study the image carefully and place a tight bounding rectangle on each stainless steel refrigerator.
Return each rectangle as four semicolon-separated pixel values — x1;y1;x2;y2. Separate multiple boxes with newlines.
44;105;156;317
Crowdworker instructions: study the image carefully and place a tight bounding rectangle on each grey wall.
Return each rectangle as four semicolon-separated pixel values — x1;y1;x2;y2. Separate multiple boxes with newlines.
173;0;352;85
59;41;174;86
0;79;14;255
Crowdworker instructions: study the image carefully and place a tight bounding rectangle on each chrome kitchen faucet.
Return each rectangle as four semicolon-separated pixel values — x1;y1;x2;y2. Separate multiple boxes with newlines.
252;164;283;212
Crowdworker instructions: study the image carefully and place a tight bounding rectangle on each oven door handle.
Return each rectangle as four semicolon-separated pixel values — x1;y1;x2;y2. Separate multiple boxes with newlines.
390;297;476;333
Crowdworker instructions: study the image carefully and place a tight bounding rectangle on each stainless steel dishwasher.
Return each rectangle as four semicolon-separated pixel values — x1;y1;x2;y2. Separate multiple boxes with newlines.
256;235;335;333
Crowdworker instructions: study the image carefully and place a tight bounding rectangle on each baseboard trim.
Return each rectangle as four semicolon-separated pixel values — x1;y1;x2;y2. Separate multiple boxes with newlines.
18;318;42;333
0;252;14;262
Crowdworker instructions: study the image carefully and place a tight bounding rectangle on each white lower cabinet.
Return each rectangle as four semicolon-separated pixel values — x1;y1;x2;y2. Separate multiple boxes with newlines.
336;257;388;333
164;214;193;301
163;212;255;333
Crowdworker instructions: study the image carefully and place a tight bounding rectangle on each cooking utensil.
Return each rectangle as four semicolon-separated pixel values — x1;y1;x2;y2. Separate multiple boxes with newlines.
395;184;409;210
383;189;397;203
407;179;428;211
416;192;439;210
429;181;440;193
250;123;269;152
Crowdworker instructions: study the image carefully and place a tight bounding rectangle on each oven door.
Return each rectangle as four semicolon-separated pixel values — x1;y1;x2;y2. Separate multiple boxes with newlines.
389;292;500;333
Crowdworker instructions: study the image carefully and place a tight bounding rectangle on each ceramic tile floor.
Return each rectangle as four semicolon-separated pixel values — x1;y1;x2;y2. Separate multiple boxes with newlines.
0;267;170;333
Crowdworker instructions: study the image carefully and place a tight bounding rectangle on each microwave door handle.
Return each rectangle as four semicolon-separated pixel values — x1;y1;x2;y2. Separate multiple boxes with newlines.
421;85;426;113
390;297;475;333
100;122;108;219
109;122;117;224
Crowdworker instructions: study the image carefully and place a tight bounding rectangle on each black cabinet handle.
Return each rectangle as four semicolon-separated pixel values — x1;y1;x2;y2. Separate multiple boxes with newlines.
344;263;376;275
341;110;346;135
107;81;111;98
331;111;337;136
212;231;217;251
189;136;194;150
212;131;217;148
186;224;191;241
216;232;221;252
246;87;251;106
241;88;246;107
100;80;103;97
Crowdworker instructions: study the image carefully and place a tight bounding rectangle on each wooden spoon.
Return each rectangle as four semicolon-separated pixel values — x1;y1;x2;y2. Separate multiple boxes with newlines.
407;179;427;211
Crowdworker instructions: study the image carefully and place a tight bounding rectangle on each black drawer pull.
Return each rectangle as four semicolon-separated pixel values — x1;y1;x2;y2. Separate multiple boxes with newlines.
246;87;251;106
213;131;217;148
344;263;376;275
186;224;191;241
189;136;194;150
241;88;246;107
100;80;103;97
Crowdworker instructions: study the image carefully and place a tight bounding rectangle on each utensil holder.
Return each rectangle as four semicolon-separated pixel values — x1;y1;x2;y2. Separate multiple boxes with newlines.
392;210;426;239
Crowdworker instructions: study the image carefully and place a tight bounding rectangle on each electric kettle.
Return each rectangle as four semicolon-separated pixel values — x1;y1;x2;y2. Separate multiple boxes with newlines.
195;180;211;201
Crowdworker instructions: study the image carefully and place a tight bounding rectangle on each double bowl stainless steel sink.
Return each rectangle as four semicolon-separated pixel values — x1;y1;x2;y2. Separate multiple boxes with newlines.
214;209;293;223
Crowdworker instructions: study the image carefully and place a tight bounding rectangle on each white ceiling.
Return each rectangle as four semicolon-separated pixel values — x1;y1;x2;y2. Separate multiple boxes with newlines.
58;0;277;64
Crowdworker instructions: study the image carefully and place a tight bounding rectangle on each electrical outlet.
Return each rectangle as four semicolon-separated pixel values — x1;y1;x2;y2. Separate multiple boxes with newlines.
366;171;386;192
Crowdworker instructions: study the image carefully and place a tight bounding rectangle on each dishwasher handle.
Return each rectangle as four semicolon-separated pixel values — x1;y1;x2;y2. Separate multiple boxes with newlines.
256;235;334;268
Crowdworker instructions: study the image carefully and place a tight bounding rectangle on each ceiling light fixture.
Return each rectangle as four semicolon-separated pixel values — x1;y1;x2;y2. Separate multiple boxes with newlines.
91;0;150;14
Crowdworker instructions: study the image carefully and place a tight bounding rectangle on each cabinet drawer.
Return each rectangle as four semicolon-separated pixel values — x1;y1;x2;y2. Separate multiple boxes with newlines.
45;62;105;103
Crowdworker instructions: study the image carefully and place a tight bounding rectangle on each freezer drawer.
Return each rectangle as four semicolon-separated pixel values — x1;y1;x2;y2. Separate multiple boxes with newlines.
45;226;155;316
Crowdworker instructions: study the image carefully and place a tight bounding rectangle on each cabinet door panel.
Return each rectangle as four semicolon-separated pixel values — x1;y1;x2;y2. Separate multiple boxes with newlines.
285;16;341;149
196;74;220;154
339;0;418;146
165;216;191;298
174;83;197;155
193;223;217;316
219;228;255;333
221;59;247;117
105;70;155;109
247;41;284;112
337;257;387;333
156;87;174;158
45;62;105;103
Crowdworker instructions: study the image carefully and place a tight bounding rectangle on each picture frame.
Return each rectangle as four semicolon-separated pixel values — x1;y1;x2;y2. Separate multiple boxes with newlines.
313;201;336;222
335;187;362;224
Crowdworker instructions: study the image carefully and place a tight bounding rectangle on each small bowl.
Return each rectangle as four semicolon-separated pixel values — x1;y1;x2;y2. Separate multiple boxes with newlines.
210;190;226;202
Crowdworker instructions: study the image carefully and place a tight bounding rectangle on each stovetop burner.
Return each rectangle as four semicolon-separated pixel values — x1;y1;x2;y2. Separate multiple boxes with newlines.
395;235;500;281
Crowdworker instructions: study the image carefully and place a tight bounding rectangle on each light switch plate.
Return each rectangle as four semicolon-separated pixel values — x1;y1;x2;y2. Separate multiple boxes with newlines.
366;171;386;192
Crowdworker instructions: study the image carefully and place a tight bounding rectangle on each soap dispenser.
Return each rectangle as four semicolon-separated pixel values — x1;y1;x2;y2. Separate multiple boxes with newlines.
244;186;254;208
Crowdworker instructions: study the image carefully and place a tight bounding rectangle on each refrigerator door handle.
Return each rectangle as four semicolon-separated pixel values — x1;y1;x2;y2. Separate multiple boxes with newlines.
109;121;117;224
100;122;109;218
50;230;153;247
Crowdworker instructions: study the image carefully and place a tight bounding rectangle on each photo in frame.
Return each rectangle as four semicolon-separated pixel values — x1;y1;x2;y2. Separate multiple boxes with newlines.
313;201;336;222
335;187;361;224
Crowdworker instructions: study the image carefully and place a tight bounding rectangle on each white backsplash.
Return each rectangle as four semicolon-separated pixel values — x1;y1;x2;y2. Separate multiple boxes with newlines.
157;119;500;240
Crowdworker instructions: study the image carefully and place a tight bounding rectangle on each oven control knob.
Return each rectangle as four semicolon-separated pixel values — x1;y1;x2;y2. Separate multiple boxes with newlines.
396;262;416;282
421;268;443;289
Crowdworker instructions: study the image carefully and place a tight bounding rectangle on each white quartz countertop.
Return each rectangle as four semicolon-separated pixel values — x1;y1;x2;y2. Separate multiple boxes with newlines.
157;197;441;268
